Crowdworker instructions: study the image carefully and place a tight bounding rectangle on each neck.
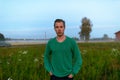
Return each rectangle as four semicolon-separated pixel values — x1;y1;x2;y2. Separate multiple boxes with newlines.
56;35;66;42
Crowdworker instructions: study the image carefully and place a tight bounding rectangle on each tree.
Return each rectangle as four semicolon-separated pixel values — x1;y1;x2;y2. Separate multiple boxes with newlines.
0;33;5;41
79;17;92;41
102;34;109;40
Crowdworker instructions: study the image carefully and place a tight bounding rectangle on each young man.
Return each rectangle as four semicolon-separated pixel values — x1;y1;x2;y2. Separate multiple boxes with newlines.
44;19;82;80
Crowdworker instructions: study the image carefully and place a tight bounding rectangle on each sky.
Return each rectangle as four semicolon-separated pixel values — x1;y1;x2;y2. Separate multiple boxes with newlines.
0;0;120;39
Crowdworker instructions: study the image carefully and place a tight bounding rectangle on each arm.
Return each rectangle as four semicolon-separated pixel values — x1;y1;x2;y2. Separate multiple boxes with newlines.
72;41;82;75
44;42;52;73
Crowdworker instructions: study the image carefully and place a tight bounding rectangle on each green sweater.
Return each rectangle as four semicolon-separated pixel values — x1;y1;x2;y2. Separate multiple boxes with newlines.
44;36;82;77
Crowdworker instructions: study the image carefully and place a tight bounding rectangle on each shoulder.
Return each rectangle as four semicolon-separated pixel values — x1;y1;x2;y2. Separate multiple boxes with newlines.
66;36;76;43
47;37;56;44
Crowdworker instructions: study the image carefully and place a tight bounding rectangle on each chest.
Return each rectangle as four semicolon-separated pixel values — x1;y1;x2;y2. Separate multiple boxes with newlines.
50;42;72;53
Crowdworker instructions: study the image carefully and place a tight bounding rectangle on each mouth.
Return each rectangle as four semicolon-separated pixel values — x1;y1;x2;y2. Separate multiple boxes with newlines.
57;31;61;33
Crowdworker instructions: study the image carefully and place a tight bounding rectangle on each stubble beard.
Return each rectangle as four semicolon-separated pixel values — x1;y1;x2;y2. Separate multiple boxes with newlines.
57;32;64;37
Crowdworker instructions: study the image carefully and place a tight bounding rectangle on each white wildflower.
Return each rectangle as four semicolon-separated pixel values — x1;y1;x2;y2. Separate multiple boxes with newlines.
8;77;13;80
112;48;116;52
22;50;28;54
18;59;22;61
111;48;120;56
82;50;87;54
7;61;10;64
34;58;39;62
41;54;44;58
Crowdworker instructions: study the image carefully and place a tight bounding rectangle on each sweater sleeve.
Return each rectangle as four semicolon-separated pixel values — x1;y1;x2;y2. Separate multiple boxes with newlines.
44;41;52;72
72;40;82;75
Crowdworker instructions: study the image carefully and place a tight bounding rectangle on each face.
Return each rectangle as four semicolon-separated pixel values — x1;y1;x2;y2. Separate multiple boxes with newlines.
54;22;65;37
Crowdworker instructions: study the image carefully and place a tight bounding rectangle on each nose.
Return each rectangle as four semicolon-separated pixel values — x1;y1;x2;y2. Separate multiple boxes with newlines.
58;27;61;30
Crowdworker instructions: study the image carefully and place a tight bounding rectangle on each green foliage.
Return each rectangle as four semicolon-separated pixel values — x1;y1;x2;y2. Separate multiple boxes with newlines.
0;33;5;41
0;42;120;80
79;17;92;41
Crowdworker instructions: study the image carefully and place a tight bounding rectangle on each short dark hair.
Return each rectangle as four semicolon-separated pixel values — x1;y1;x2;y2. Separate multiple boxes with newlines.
54;19;65;28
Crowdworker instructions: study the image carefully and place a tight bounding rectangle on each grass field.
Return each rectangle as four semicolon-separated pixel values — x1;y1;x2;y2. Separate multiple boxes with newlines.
0;42;120;80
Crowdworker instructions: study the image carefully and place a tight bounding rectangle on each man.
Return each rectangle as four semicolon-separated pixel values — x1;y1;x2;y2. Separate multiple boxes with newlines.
44;19;82;80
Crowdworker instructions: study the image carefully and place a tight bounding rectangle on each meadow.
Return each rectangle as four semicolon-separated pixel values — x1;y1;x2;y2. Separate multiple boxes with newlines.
0;42;120;80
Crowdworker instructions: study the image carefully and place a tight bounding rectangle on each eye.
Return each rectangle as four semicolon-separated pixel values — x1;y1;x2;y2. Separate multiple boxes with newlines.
60;26;63;28
55;26;58;28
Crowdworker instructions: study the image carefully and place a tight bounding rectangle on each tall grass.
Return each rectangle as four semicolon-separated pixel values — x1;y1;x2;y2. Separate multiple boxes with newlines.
0;42;120;80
